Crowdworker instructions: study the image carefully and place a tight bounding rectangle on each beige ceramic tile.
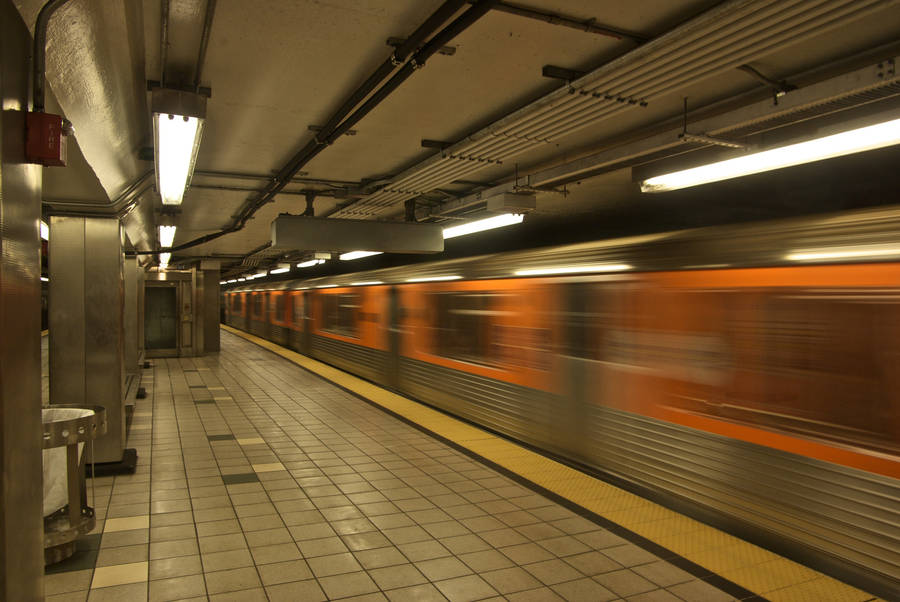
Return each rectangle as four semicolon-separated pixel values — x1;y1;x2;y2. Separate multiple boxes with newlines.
90;561;149;589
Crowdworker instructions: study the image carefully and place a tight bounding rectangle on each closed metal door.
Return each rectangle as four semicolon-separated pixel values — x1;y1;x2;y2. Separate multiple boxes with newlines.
145;285;178;355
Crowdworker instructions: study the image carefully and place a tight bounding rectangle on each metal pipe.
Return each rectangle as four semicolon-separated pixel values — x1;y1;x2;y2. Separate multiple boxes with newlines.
42;171;154;212
32;0;73;112
487;0;648;42
168;0;489;254
336;0;892;218
193;0;217;90
160;0;169;86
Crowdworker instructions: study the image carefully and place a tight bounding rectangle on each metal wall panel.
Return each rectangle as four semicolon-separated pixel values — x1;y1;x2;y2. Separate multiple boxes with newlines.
123;256;139;377
0;2;45;596
50;217;126;462
202;268;220;352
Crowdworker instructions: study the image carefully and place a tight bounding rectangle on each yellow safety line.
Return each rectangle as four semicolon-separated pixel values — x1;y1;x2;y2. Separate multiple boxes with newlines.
222;325;880;602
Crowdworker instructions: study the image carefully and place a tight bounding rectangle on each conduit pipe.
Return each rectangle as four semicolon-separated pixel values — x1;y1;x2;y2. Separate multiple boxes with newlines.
354;0;883;194
142;0;490;255
333;0;897;218
32;0;74;111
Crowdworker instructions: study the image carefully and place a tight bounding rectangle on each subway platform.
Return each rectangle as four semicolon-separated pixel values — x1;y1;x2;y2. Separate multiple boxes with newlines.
41;330;880;601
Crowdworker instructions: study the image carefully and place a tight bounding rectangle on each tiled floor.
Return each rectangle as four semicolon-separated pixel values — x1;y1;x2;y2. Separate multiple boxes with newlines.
43;332;742;601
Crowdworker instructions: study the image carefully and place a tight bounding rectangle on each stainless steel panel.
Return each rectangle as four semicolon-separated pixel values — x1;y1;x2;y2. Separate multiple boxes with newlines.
83;218;125;463
271;215;443;253
123;256;139;375
50;217;86;403
0;3;46;595
145;284;178;352
202;268;220;352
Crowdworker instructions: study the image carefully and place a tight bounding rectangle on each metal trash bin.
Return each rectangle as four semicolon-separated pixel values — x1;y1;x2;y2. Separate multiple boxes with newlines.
42;405;107;565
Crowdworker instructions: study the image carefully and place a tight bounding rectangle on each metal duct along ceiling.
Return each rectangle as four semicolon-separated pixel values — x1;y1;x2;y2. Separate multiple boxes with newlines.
332;0;899;220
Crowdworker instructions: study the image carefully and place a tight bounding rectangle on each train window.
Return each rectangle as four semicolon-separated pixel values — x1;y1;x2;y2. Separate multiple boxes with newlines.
321;293;360;338
273;294;285;322
428;292;505;365
253;293;264;318
232;295;242;313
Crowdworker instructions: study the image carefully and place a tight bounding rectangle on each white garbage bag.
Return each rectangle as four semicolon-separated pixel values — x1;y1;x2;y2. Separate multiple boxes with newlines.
42;408;93;517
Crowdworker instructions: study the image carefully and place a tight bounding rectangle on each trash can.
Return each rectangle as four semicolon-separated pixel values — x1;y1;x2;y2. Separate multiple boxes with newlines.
42;405;107;565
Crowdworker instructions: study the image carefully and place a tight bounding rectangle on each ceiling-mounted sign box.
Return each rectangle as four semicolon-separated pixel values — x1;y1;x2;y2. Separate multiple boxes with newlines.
271;216;444;253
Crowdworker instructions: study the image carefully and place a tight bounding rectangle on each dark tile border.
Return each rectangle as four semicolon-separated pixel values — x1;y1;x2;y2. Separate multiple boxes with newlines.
222;472;260;485
208;434;236;441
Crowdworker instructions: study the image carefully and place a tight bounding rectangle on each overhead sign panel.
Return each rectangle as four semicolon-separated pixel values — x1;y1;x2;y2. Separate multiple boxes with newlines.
271;216;444;253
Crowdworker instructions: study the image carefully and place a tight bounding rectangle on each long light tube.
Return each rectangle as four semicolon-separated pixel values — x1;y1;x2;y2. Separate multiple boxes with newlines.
406;275;462;282
159;252;171;269
297;259;326;268
154;113;202;205
269;267;290;274
340;251;383;261
40;221;49;241
351;281;383;286
443;213;524;239
514;264;631;276
786;246;900;262
641;117;900;192
159;225;176;248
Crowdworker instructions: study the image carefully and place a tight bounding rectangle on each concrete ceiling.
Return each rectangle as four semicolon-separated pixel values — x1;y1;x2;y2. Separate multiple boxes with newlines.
17;0;900;276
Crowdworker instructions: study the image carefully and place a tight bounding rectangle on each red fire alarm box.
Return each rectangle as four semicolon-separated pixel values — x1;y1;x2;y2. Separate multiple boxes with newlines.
26;112;68;166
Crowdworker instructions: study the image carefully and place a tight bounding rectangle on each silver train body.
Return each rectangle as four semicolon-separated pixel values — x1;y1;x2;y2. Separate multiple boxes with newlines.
225;207;900;596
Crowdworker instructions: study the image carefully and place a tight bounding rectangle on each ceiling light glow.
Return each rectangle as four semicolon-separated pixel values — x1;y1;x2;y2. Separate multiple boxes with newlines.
159;225;176;248
786;247;900;261
297;259;326;268
405;275;463;282
316;284;337;288
159;252;171;270
443;213;524;239
41;276;49;282
340;251;383;261
40;221;49;241
269;267;290;274
351;281;383;286
514;264;632;276
641;117;900;192
155;114;202;205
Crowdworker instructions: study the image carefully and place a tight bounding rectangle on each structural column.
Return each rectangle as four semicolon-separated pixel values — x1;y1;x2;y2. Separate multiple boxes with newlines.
0;2;45;599
49;216;126;464
201;260;220;352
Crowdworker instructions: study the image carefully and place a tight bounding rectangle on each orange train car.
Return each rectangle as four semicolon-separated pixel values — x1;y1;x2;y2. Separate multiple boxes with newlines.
223;207;900;594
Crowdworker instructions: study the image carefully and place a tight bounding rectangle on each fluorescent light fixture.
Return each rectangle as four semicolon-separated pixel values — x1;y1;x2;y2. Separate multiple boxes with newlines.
151;88;206;206
443;213;524;239
514;264;631;276
340;250;383;261
159;252;171;269
297;258;326;268
255;270;267;278
227;279;237;283
786;246;900;262
40;221;49;241
154;115;202;205
316;284;337;288
406;275;462;283
351;281;383;286
220;280;227;285
41;276;49;282
159;225;176;248
237;277;246;282
269;267;290;274
641;117;900;192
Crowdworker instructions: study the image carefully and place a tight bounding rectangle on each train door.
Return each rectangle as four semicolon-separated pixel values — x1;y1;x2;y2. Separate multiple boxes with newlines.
558;281;594;460
302;291;312;355
387;286;401;388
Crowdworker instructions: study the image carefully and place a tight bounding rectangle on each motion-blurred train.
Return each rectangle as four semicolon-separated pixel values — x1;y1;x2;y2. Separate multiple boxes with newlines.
224;207;900;593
